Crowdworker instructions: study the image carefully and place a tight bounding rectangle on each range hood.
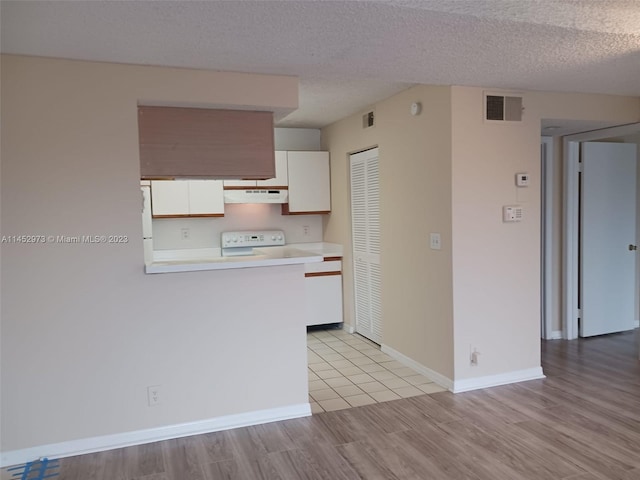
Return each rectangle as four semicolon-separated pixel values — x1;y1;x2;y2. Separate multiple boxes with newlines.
223;188;289;204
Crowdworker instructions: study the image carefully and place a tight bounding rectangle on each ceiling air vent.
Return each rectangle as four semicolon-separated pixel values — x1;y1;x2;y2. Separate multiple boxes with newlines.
484;93;523;123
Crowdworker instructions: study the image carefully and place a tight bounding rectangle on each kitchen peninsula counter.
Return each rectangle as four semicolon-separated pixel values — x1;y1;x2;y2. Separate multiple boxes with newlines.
145;242;342;274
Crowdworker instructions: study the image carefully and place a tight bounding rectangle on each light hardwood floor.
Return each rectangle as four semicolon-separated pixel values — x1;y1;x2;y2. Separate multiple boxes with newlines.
27;330;640;479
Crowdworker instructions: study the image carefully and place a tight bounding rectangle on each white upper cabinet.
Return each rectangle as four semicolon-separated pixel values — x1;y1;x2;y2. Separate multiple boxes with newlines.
151;181;190;216
284;151;331;214
258;151;288;187
151;180;224;217
223;151;289;188
187;180;225;215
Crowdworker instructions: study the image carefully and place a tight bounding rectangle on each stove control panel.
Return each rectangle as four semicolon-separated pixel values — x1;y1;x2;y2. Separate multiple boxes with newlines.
221;230;286;249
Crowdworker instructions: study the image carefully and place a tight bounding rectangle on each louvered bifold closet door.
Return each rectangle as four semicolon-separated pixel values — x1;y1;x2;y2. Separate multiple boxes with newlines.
350;148;382;344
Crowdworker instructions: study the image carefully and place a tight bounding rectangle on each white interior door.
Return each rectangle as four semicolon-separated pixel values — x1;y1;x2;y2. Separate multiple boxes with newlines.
580;142;637;337
350;148;382;344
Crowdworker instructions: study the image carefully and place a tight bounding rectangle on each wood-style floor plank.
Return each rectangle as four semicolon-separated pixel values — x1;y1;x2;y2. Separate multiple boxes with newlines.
47;329;640;479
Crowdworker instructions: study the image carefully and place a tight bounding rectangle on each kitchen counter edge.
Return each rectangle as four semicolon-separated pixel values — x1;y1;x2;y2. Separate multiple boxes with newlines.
145;242;343;275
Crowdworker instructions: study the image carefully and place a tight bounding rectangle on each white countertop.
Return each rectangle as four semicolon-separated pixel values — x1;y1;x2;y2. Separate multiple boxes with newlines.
145;242;342;274
287;242;343;258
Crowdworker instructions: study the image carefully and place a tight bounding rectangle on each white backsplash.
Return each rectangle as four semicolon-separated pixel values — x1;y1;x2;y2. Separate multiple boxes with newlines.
152;203;324;250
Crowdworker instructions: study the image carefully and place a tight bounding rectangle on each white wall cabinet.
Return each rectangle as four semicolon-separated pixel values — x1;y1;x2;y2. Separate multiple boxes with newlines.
151;180;224;217
224;151;288;188
284;151;331;214
304;259;343;326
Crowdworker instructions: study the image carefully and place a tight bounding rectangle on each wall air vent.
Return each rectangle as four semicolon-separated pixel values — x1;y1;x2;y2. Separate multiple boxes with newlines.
484;93;523;123
362;111;375;129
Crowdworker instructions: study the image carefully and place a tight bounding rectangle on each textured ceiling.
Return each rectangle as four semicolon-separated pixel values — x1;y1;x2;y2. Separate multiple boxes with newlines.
2;0;639;128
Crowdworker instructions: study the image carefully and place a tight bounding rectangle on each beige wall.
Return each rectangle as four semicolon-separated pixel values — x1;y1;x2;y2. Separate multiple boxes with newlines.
324;82;639;386
451;86;544;380
451;87;639;380
322;85;455;379
1;55;307;454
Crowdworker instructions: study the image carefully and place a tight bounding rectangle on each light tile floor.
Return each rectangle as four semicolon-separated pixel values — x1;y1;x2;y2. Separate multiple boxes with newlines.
307;328;447;413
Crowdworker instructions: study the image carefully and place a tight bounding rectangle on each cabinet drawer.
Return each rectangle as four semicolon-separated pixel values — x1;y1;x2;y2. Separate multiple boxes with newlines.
304;260;341;274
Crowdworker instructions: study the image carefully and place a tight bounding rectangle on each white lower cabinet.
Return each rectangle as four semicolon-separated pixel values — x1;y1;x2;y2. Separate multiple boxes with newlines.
304;260;343;326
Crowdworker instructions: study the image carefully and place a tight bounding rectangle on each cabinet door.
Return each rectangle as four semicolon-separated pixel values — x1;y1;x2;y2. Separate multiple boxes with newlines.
257;151;288;187
286;151;330;213
188;180;224;215
305;274;343;326
151;180;190;216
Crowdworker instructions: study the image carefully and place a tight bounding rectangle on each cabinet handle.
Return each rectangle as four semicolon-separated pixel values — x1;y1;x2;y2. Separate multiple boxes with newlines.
630;244;638;251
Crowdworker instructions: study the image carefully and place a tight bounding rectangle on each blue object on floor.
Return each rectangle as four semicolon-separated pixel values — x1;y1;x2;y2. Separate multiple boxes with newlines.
5;458;60;479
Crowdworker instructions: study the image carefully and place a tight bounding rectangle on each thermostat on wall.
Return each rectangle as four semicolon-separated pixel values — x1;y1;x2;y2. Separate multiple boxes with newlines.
516;172;529;187
503;205;523;222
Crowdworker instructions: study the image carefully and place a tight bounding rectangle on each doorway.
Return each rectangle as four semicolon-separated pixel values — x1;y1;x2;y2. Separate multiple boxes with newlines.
562;123;640;340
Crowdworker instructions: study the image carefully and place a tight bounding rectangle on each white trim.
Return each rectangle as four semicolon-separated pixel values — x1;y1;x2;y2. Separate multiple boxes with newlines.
381;344;545;394
550;330;563;340
381;344;454;391
563;123;640;340
1;403;310;468
563;140;580;339
541;137;554;340
452;367;545;394
343;323;355;334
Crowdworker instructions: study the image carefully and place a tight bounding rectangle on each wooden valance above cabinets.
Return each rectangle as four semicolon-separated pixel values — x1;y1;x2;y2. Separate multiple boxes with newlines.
138;106;275;180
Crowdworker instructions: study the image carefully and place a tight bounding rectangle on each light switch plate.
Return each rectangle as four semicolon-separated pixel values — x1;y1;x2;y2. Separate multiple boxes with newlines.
430;233;442;250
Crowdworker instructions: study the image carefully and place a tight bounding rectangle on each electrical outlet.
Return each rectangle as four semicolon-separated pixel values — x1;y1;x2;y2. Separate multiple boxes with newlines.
303;225;310;236
181;227;190;240
147;385;162;406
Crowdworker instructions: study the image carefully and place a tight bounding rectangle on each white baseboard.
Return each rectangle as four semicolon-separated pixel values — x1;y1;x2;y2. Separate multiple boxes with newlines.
343;323;355;334
1;403;310;468
452;367;545;393
381;344;454;391
550;330;563;340
381;344;545;395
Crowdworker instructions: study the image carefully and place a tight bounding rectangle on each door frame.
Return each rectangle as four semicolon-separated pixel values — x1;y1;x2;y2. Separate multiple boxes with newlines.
562;123;640;339
541;137;555;340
